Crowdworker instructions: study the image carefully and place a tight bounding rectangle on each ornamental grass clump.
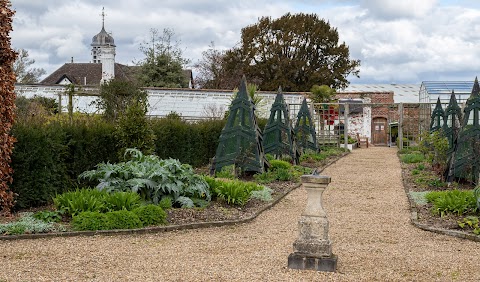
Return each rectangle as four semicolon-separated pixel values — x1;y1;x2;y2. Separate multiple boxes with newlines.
205;176;269;206
79;148;210;208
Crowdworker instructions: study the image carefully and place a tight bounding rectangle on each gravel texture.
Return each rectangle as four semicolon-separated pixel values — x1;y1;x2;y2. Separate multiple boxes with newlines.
1;147;480;281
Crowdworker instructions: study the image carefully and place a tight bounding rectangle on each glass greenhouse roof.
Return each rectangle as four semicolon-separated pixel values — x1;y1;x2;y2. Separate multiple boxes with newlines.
420;81;474;104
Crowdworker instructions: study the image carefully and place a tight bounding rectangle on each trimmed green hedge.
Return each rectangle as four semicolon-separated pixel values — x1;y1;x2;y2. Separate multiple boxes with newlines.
10;116;227;209
152;118;225;167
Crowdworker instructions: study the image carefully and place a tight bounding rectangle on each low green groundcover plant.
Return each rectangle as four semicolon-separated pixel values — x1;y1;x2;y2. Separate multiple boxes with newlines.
79;148;210;208
105;210;143;230
425;190;477;216
458;216;480;235
0;213;66;235
53;188;142;217
71;205;168;231
401;153;425;164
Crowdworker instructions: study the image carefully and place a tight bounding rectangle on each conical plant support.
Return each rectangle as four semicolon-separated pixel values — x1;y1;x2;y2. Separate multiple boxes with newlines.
295;98;318;153
449;77;480;183
214;76;269;174
429;97;446;133
444;91;463;151
263;87;299;163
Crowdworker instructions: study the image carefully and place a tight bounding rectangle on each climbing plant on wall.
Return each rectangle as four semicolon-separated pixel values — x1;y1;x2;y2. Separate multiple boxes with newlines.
0;0;17;215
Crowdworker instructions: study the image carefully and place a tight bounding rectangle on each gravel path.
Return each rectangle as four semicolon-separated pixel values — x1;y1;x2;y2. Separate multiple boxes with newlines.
1;147;480;281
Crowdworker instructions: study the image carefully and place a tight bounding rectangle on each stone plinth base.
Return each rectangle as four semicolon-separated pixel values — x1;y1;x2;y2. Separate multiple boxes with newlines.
287;253;337;272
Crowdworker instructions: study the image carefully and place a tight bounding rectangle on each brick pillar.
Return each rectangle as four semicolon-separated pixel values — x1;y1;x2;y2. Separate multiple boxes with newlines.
288;174;337;272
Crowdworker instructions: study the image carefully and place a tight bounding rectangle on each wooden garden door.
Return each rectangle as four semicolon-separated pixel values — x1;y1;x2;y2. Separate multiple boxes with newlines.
372;117;388;145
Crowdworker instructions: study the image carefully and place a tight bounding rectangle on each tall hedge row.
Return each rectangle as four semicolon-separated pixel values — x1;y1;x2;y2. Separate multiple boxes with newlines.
11;118;118;209
10;116;226;209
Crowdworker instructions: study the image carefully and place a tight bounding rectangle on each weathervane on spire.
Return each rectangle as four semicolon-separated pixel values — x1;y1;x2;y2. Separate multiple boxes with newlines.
101;7;106;29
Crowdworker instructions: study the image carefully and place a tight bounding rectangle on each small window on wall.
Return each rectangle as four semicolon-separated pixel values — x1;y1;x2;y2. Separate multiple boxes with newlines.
339;99;363;114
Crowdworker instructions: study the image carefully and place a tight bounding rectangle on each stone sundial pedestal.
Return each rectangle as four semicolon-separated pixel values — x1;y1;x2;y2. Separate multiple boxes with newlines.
288;174;337;272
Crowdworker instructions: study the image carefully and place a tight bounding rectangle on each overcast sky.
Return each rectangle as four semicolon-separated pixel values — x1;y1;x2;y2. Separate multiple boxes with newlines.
9;0;480;85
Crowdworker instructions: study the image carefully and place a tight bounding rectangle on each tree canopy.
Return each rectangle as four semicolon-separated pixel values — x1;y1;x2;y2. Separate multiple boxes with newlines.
137;28;190;88
222;13;360;92
13;48;46;84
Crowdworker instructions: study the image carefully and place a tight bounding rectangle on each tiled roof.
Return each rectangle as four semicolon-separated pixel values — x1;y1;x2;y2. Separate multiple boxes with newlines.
41;63;193;87
40;63;138;85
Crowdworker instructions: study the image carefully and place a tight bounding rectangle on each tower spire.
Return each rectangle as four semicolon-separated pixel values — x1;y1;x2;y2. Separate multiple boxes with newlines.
101;7;105;29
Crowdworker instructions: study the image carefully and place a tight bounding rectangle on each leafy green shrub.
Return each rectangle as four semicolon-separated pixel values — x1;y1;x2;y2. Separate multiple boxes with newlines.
115;100;156;159
401;154;425;164
105;210;143;230
416;163;425;170
33;210;63;223
71;211;110;231
418;130;449;171
132;205;167;226
104;191;141;212
425;190;477;216
0;212;65;235
250;187;273;202
53;188;108;217
79;149;211;208
269;160;292;171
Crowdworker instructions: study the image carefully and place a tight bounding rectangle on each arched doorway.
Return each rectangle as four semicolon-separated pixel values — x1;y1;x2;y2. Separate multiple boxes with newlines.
372;117;388;145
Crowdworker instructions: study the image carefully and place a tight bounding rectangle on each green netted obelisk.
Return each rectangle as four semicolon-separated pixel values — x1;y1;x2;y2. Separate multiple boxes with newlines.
449;77;480;183
263;87;299;163
444;91;463;180
214;76;269;174
444;91;462;153
429;97;446;133
294;98;318;153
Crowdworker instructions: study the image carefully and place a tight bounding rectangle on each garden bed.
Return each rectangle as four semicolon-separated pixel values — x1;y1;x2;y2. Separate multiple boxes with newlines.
0;150;348;239
400;152;480;239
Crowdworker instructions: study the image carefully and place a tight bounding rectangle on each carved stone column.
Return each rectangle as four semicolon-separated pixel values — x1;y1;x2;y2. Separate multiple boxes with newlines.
288;174;337;272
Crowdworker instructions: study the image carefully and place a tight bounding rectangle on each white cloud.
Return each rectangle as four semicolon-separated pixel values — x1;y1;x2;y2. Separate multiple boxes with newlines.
8;0;480;84
360;0;438;19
